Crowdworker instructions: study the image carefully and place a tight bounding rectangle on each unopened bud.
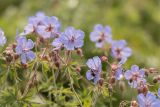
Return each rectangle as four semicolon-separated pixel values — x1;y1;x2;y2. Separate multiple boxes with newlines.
131;100;138;107
55;61;60;68
109;76;116;84
21;63;28;69
76;48;83;57
108;84;113;92
76;66;81;72
111;64;118;71
101;56;108;62
98;78;104;86
153;77;158;83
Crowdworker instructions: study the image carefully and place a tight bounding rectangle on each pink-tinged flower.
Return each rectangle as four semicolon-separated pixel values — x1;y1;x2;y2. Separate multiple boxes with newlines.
37;16;61;38
86;56;102;84
124;65;145;88
90;24;112;48
111;40;132;64
0;28;7;46
57;27;84;50
137;91;160;107
15;36;35;64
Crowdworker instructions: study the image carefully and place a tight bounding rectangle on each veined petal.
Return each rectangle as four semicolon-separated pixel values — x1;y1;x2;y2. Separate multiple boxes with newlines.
86;70;94;80
26;51;36;61
21;53;27;64
26;39;34;49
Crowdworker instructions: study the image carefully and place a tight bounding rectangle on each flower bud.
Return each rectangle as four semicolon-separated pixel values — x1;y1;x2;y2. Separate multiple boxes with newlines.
153;77;158;83
109;76;116;84
76;48;83;57
119;81;125;92
100;56;108;62
130;100;138;107
55;61;60;68
108;84;113;92
76;66;81;72
98;78;104;86
111;64;118;71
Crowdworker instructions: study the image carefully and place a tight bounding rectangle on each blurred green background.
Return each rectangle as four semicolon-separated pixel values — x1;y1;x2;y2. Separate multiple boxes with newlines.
0;0;160;106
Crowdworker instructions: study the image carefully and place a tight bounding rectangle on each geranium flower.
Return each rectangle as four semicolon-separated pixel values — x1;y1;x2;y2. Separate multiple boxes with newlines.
86;56;102;84
124;65;145;88
137;91;160;107
15;36;35;64
90;24;112;48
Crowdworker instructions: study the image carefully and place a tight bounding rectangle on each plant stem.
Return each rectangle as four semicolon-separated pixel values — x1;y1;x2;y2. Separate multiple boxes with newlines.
67;68;83;106
109;91;113;107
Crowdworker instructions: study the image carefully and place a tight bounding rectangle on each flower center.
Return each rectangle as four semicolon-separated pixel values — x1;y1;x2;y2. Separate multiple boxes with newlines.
46;25;53;32
98;33;105;42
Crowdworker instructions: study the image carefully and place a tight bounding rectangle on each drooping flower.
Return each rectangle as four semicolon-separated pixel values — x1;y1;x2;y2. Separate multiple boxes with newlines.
124;65;145;88
56;27;84;50
21;12;46;35
0;28;7;46
90;24;112;48
37;16;61;38
137;91;160;107
15;36;35;64
111;40;132;64
86;56;102;84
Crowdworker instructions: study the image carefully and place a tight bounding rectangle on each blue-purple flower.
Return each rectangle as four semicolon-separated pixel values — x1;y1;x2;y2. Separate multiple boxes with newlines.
124;65;145;88
86;56;102;84
111;40;132;64
37;16;61;38
137;91;160;107
21;12;46;35
114;67;123;80
54;27;84;50
90;24;112;48
52;38;63;48
15;36;36;64
0;28;7;46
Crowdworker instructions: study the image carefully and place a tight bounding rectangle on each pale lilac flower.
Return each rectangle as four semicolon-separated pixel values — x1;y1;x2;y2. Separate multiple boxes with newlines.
15;36;35;64
137;91;160;107
0;28;7;46
37;16;61;38
111;40;132;64
21;12;46;35
124;65;145;88
58;27;84;50
86;56;102;84
90;24;112;48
